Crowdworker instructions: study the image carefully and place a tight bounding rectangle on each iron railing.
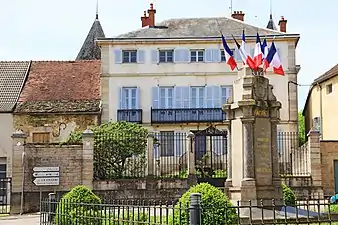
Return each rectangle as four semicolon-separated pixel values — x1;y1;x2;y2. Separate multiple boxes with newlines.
151;108;226;124
117;109;143;123
40;195;338;225
94;133;148;180
0;178;10;214
277;132;310;176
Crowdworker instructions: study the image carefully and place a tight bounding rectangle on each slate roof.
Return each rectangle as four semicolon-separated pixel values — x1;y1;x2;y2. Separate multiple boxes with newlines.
115;16;284;39
0;61;31;112
76;17;105;60
266;14;277;30
15;60;101;114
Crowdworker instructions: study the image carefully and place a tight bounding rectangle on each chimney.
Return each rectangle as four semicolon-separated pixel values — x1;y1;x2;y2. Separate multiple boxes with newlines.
141;11;149;28
231;11;245;21
147;3;156;27
278;16;287;32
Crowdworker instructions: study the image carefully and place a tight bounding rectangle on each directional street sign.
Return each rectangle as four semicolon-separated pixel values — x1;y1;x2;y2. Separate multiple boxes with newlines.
33;167;59;172
33;172;59;178
33;177;60;186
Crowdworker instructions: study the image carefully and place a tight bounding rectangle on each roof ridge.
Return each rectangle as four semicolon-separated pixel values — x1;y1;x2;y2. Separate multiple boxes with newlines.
31;60;101;63
0;61;30;63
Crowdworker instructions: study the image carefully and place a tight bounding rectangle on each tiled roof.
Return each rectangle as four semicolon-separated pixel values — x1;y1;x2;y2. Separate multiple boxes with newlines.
15;99;100;114
116;17;283;39
16;60;101;113
76;18;105;60
0;61;31;112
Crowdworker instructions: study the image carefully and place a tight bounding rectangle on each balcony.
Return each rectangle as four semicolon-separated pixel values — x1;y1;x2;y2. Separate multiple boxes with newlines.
151;108;226;124
117;109;142;123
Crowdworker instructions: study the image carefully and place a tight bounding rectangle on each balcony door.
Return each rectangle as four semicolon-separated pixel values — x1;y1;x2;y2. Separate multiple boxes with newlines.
121;87;137;109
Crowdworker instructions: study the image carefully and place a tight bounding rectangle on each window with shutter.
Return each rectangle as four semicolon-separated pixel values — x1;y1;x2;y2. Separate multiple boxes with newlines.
120;87;138;109
137;50;146;63
190;49;205;62
114;49;122;64
159;50;174;63
191;87;205;108
122;50;137;63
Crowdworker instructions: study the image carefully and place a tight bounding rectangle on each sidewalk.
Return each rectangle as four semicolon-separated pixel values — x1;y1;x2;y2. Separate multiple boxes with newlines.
0;214;40;225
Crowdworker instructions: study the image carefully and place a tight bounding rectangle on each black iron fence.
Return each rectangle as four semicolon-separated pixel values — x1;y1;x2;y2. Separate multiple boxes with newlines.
277;132;309;176
0;178;10;214
94;133;148;180
40;195;338;225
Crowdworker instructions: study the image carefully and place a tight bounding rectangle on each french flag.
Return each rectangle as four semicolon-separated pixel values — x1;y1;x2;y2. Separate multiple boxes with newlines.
253;33;263;69
261;38;268;61
221;34;237;71
264;41;284;75
232;30;256;70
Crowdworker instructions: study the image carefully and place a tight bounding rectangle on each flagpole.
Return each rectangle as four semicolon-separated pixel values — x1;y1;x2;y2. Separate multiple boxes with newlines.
215;19;240;71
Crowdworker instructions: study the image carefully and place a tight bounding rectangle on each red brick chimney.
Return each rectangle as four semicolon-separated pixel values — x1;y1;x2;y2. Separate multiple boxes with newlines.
147;3;156;27
141;11;149;28
231;11;245;21
278;16;287;32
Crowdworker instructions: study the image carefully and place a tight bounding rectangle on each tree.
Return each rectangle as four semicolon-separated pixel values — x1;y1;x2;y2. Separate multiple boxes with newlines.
65;121;148;179
298;111;306;146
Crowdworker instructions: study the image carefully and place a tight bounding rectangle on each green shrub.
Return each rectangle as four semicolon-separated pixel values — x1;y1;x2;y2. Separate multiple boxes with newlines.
106;212;148;224
330;204;338;213
170;183;237;225
282;183;296;206
55;185;102;225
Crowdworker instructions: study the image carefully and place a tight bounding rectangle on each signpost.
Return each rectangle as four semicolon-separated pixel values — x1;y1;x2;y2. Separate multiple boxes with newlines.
32;166;60;186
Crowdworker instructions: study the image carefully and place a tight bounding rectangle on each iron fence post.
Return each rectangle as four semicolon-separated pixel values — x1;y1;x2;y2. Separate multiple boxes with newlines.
189;193;201;225
48;192;56;224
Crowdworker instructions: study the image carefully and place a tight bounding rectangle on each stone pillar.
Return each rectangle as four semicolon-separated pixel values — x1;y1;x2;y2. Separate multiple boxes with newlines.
242;118;255;180
82;129;94;190
307;130;322;188
187;132;196;175
271;120;280;179
147;133;155;176
11;130;27;214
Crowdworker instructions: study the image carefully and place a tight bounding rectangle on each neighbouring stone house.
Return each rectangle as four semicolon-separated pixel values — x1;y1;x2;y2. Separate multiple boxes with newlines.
13;60;101;143
0;61;31;177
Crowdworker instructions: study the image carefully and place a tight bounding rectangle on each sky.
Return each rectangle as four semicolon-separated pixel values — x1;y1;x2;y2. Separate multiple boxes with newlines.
0;0;336;110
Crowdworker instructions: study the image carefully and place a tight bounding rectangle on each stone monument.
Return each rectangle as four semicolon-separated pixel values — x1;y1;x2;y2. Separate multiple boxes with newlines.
223;67;282;204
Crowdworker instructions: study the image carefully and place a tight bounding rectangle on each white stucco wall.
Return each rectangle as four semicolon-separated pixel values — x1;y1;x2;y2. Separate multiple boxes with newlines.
0;113;13;176
102;40;293;131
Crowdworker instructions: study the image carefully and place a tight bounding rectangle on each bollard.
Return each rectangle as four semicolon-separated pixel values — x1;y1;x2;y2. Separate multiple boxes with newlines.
48;193;56;224
189;193;202;225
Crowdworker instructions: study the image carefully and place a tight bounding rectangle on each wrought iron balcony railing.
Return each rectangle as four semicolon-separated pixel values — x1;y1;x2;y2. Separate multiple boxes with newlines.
117;109;142;123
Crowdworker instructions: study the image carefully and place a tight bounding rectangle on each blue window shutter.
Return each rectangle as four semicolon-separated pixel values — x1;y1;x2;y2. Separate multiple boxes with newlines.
182;86;190;108
174;86;183;108
118;87;122;109
205;49;213;62
137;49;146;64
136;87;140;109
226;86;232;103
152;87;160;109
114;49;122;64
174;48;190;63
151;49;159;64
213;49;221;62
174;131;185;157
205;86;214;108
213;86;221;108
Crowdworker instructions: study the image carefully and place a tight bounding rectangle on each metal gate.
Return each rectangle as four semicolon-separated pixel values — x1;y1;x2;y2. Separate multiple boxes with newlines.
0;178;11;214
194;126;228;187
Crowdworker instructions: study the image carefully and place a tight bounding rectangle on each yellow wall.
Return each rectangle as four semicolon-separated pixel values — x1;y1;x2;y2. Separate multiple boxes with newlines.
305;76;338;140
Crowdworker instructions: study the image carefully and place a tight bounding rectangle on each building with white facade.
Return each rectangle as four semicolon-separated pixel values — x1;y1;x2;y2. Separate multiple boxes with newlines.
97;4;300;160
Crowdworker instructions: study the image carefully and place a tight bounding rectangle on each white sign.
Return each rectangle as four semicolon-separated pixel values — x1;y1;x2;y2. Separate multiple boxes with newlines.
33;167;59;172
33;177;60;186
33;172;59;178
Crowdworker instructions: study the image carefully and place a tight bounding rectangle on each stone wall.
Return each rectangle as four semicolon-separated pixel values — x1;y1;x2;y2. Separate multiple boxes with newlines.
320;141;338;195
13;114;99;143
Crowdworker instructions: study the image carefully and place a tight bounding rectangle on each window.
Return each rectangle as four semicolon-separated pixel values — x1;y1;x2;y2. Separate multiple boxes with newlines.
121;87;137;109
221;86;232;104
32;132;50;143
159;131;174;156
0;164;6;179
159;50;174;63
190;50;204;62
122;50;137;63
221;49;235;62
159;87;174;109
191;87;205;108
326;83;333;95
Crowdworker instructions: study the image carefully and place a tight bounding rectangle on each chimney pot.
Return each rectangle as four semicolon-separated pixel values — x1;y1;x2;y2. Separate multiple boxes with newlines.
150;3;153;10
141;10;149;28
147;3;156;27
278;16;287;32
231;10;245;21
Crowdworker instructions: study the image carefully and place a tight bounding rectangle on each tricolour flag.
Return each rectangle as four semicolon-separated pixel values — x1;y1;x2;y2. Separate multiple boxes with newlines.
221;34;237;71
264;41;284;75
253;33;263;69
232;30;256;70
261;38;268;61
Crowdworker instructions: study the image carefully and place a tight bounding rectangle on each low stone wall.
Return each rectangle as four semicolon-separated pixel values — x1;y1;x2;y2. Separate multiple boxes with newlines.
320;141;338;196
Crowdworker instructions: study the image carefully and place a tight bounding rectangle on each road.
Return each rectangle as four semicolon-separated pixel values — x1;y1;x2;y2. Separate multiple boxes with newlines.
0;215;40;225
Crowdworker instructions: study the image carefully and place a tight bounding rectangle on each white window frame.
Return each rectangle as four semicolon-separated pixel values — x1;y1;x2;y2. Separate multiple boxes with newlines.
191;87;205;108
122;87;137;109
190;49;205;62
122;50;137;63
159;50;174;63
159;87;174;109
